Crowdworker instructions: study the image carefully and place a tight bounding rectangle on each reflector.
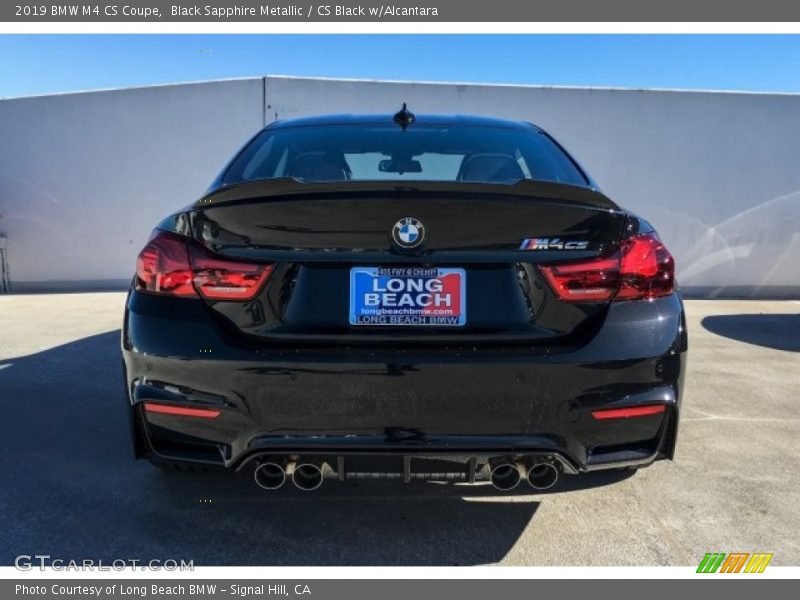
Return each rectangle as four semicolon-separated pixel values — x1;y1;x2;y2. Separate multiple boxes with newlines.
144;402;221;418
591;404;667;420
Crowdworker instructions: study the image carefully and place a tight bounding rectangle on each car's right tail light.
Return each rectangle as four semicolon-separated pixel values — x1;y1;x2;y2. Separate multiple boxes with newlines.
135;230;273;300
540;233;675;302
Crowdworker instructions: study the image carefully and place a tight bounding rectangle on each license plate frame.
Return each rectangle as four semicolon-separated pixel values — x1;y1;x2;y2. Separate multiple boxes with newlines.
349;267;466;327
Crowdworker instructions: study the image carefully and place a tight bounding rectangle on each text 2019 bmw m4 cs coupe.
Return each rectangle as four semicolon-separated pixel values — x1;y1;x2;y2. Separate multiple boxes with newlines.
122;108;686;492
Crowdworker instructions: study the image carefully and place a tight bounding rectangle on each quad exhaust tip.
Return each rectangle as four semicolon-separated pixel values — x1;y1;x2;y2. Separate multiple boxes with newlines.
489;462;523;491
253;459;325;491
527;462;559;490
489;459;560;491
251;455;560;492
253;462;286;490
291;462;324;491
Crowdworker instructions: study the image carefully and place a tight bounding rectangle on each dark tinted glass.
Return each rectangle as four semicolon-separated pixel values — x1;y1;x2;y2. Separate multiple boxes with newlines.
222;124;588;187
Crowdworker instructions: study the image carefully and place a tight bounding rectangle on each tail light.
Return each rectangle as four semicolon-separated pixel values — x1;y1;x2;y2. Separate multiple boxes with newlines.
135;232;195;297
189;243;274;300
615;233;675;300
540;233;674;302
135;230;273;300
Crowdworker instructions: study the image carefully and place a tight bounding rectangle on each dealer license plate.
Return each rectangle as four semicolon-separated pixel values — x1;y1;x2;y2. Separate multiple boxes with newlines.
349;267;466;327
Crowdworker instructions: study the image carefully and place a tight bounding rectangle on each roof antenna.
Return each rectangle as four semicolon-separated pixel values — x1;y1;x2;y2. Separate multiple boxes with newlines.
393;103;416;130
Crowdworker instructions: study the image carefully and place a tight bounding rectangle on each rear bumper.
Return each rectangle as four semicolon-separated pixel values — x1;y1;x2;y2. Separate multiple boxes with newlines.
122;289;687;475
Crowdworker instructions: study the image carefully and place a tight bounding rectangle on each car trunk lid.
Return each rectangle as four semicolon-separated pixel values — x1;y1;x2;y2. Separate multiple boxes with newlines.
187;179;629;345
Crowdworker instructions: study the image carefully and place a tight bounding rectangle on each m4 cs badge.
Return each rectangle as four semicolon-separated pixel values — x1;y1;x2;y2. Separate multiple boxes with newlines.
520;237;590;250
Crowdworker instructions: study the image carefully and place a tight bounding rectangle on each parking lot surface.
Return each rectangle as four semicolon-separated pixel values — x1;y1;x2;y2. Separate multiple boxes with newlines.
1;294;798;565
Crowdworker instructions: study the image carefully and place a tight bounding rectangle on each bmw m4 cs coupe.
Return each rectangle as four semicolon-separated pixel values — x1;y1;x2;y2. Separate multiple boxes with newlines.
122;107;686;492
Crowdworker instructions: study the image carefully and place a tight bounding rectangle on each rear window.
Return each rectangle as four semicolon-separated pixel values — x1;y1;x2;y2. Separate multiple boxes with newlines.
222;123;588;187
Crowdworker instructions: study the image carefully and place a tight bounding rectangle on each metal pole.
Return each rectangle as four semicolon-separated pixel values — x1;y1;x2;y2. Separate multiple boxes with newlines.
0;235;9;293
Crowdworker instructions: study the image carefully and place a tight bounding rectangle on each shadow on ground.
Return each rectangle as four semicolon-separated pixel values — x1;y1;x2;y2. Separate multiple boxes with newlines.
701;313;800;352
0;331;630;566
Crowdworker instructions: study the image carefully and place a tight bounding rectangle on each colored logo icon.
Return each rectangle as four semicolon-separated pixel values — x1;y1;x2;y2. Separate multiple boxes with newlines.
392;217;425;248
697;552;773;573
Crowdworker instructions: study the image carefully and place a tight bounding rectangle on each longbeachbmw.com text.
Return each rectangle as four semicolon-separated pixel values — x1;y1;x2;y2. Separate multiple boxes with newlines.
13;3;440;19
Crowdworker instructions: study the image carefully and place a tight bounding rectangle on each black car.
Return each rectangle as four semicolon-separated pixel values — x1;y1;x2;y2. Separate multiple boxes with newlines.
122;107;686;492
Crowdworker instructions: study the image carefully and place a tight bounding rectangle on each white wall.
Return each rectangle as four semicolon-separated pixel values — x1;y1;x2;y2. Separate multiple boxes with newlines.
0;78;264;289
1;75;799;296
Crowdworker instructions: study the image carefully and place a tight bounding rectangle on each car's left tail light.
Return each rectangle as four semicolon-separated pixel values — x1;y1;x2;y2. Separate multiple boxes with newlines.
189;243;274;300
539;232;675;302
135;230;273;300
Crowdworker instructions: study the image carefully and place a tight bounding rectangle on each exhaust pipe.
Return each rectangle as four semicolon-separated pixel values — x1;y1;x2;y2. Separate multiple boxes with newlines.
253;461;286;490
488;460;523;491
527;462;559;490
291;460;325;491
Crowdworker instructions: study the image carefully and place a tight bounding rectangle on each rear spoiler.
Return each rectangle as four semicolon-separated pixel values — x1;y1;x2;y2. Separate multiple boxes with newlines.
196;178;621;211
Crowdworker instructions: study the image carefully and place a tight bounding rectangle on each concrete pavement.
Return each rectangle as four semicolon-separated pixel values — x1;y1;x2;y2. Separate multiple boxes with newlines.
0;294;798;565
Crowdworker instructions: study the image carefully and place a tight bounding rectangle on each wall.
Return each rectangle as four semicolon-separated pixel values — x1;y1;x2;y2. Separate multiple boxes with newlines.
1;75;799;296
0;78;264;290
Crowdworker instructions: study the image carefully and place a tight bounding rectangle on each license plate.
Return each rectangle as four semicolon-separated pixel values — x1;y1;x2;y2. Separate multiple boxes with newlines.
349;267;466;327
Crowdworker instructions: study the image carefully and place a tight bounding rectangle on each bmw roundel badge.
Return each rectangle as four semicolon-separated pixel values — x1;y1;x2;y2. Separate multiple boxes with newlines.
392;217;426;249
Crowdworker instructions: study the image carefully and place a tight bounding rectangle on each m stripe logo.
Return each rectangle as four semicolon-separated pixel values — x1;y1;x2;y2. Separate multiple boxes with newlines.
697;552;773;573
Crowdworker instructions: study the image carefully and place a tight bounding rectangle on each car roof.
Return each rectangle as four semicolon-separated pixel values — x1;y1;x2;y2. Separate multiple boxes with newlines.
267;113;541;131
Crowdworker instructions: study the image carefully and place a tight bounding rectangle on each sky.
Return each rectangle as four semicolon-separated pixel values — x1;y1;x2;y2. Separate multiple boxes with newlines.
2;34;800;98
